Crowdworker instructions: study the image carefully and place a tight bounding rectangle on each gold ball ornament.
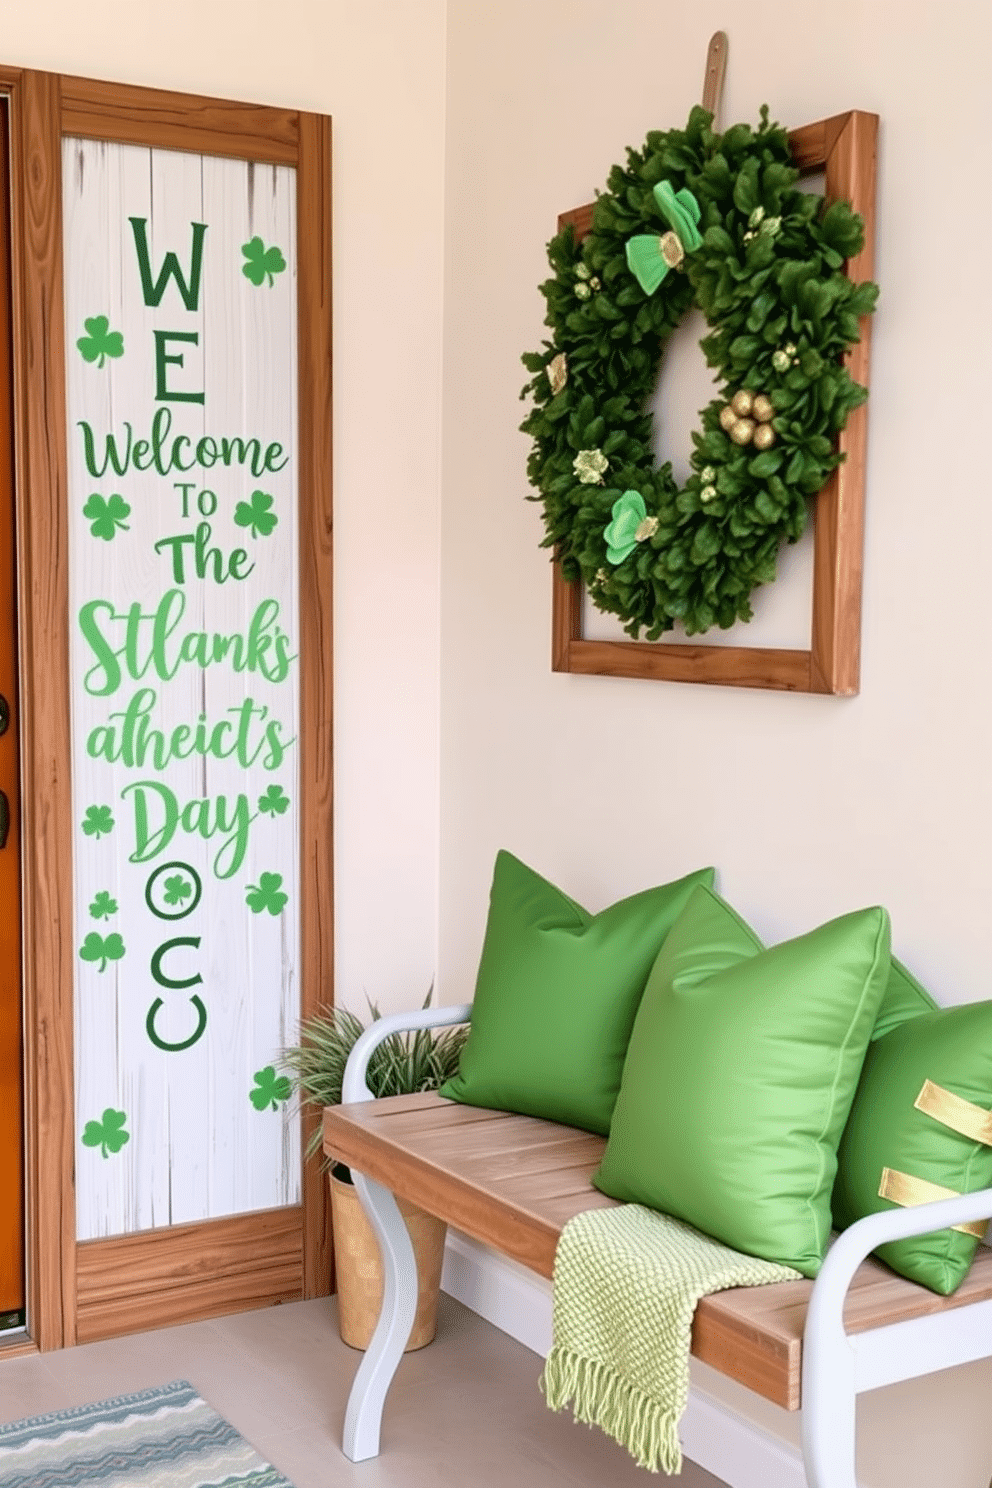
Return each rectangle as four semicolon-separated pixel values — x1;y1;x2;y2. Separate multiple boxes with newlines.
719;405;738;433
751;394;774;423
730;418;756;446
731;389;755;418
752;422;776;450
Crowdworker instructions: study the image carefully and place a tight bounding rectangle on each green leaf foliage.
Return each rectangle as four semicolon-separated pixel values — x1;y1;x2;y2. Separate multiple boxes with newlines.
280;990;470;1168
519;107;878;637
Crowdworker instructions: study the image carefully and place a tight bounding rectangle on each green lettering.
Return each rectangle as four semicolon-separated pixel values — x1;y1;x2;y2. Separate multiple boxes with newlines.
155;533;196;583
78;419;132;479
150;936;202;990
129;217;207;311
78;600;123;696
154;330;204;405
122;779;178;862
220;436;263;476
263;441;289;473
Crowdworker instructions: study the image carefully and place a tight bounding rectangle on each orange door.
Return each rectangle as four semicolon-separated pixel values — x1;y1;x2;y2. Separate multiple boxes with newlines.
0;97;24;1322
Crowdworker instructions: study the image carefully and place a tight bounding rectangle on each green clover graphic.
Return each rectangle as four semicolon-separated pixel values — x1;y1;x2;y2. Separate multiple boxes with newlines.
82;805;115;839
245;872;288;917
250;1066;292;1111
77;315;124;367
79;931;126;973
241;237;287;287
83;493;131;541
163;873;194;907
257;784;290;817
88;890;118;921
81;1108;130;1158
233;489;278;539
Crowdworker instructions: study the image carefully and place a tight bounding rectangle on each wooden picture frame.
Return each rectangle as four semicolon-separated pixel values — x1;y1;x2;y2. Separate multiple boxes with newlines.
551;110;878;695
0;66;333;1351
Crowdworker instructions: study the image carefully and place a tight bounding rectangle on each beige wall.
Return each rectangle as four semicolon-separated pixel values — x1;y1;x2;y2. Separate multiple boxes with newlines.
2;0;447;1017
439;2;992;1484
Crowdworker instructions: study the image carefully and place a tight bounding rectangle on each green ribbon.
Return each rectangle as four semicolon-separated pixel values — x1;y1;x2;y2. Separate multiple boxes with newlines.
625;182;703;296
604;490;647;565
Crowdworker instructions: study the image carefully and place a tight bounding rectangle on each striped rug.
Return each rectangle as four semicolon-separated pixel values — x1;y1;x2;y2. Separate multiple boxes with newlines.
0;1379;295;1487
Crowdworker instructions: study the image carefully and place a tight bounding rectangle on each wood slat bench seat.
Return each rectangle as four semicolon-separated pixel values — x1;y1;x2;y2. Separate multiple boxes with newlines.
323;1089;992;1413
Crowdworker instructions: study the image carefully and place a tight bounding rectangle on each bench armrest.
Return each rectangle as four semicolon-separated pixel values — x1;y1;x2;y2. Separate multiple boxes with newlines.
341;1003;473;1105
803;1186;992;1488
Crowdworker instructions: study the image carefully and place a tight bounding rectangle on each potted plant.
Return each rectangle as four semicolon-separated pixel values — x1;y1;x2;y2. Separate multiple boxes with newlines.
282;993;468;1351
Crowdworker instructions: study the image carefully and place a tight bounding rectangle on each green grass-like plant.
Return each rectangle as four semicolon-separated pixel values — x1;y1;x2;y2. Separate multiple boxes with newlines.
282;992;468;1179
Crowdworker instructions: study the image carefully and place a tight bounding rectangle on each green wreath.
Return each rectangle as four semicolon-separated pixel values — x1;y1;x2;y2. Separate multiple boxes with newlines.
520;106;878;639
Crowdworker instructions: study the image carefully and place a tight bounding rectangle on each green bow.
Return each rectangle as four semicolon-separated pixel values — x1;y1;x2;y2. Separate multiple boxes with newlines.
625;181;703;296
604;490;648;565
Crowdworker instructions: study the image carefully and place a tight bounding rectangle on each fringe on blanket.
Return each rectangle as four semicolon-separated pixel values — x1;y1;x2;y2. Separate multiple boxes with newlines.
541;1343;683;1475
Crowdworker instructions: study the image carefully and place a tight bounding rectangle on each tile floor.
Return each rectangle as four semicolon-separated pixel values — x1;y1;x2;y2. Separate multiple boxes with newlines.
0;1294;727;1487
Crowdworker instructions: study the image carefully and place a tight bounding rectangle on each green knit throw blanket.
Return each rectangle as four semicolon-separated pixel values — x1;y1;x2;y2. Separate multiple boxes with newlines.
541;1206;801;1474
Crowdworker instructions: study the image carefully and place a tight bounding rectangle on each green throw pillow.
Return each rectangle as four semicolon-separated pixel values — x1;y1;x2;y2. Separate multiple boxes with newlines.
439;851;715;1135
593;885;891;1277
833;1000;992;1294
871;956;938;1041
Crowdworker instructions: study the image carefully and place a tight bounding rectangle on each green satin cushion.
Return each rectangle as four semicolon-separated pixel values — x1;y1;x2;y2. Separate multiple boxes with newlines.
871;956;938;1041
439;851;715;1135
593;885;891;1277
833;1001;992;1294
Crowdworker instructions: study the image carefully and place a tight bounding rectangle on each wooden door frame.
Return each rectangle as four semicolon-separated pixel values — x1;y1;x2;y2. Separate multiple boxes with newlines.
0;92;25;1328
0;64;333;1350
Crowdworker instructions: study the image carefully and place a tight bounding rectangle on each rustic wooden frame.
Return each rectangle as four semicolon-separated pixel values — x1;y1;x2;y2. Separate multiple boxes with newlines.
0;65;333;1351
551;110;878;694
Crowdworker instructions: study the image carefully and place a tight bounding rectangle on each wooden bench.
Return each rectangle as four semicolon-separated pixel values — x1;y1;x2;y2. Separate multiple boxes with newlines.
322;1004;992;1487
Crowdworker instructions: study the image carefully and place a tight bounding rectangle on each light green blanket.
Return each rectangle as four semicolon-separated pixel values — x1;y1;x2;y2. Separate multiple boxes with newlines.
541;1206;801;1474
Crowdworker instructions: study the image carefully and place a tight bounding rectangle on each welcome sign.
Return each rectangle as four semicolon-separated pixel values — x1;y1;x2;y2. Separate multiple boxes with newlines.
64;137;301;1239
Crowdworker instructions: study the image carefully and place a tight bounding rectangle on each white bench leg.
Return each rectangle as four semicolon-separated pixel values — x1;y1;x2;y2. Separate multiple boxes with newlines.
341;1172;418;1462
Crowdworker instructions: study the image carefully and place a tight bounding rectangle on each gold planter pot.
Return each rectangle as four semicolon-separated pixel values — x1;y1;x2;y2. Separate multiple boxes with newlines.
329;1172;447;1351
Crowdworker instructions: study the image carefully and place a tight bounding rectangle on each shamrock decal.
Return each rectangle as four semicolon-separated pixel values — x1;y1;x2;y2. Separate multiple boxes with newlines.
163;872;194;907
234;489;278;539
241;237;286;288
82;805;115;839
83;493;131;541
79;931;126;973
77;315;124;367
258;784;290;817
250;1066;292;1111
81;1108;130;1159
88;890;118;921
245;872;289;917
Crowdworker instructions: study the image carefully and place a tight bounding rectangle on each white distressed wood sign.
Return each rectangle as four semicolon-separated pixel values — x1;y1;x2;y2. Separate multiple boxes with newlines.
64;138;301;1239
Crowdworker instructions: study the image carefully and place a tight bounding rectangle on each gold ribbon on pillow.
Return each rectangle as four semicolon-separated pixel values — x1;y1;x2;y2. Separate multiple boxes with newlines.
878;1167;988;1238
913;1079;992;1147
